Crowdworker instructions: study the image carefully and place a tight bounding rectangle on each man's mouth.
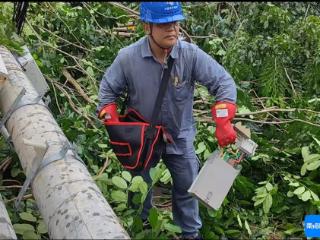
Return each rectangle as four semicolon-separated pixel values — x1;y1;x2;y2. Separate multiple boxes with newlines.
165;35;176;39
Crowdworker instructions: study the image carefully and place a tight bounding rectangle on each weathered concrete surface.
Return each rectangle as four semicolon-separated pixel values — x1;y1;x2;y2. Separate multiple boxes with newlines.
0;194;17;240
0;46;130;239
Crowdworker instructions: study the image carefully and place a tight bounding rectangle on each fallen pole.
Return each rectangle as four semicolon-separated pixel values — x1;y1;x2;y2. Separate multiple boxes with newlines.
0;46;130;239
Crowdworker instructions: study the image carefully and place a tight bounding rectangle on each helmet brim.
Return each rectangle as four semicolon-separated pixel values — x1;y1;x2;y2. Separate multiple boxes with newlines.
142;14;185;24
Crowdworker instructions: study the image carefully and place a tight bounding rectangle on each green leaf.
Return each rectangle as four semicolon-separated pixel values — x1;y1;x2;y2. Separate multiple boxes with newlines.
284;227;304;235
91;164;99;174
301;146;310;161
163;223;182;233
11;167;23;178
304;154;320;163
237;214;242;228
203;149;212;159
301;190;311;202
213;225;225;235
19;212;37;222
150;167;162;184
209;38;223;44
139;182;148;196
22;230;40;240
92;46;105;52
312;136;320;147
195;142;206;154
287;191;294;198
293;186;305;195
132;194;142;205
98;143;108;149
301;163;307;176
244;220;252;235
217;49;226;56
86;66;94;77
131;216;143;233
254;197;265;206
288;182;299;187
256;192;268;198
37;220;48;234
160;169;171;184
310;191;319;201
148;208;159;229
258;181;267;185
121;171;132;182
263;194;272;213
128;176;144;192
306;160;320;171
13;224;35;235
237;106;251;115
225;229;241;236
111;190;127;203
95;173;109;182
114;203;127;212
266;182;273;191
112;176;128;189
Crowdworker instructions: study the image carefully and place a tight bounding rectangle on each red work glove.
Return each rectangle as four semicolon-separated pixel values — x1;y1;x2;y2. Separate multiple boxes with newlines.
211;101;237;147
98;103;119;122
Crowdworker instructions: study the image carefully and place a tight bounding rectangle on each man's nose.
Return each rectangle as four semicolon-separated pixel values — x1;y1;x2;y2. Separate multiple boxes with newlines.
165;21;177;30
166;23;176;31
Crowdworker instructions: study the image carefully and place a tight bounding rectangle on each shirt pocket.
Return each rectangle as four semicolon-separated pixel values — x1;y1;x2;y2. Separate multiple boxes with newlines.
173;80;190;101
171;66;191;102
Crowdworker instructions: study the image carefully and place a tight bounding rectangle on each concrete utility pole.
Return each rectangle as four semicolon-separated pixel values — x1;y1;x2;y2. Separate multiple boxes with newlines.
0;46;130;239
0;195;17;240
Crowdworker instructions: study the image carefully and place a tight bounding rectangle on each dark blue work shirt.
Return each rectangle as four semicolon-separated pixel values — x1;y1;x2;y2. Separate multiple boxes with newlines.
97;36;237;154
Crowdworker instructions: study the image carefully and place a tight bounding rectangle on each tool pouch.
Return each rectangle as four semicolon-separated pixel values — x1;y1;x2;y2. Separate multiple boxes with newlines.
104;57;174;172
104;108;173;171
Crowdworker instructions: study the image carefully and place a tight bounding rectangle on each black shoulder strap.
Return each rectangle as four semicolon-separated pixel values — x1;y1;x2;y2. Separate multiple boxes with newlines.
150;57;174;127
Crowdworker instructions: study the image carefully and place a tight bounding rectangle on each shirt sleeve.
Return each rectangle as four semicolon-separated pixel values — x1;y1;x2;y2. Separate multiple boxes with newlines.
192;46;237;103
97;52;127;113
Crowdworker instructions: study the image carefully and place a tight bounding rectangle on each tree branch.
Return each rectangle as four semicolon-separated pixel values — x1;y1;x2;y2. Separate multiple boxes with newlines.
236;108;320;116
62;68;94;104
5;194;33;204
108;2;140;16
194;106;320;116
195;116;320;128
284;67;297;96
35;24;91;52
46;77;98;129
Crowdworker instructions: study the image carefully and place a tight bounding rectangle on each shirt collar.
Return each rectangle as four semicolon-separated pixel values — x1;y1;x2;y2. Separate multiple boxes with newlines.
141;36;179;59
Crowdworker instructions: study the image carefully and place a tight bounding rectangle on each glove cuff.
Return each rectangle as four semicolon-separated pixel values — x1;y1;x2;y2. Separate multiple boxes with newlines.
98;103;118;120
211;101;236;123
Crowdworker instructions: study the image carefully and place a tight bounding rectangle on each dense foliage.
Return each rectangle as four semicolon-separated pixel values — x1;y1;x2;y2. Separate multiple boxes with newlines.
0;2;319;239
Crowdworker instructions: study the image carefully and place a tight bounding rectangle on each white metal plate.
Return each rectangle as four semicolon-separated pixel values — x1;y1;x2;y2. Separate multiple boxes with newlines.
18;46;49;97
188;150;240;210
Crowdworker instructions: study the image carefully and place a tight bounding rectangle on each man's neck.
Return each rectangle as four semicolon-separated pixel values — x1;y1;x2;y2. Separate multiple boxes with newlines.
148;36;171;64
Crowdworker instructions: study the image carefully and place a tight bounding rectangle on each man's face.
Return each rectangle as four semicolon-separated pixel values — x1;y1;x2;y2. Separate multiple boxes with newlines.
144;21;180;48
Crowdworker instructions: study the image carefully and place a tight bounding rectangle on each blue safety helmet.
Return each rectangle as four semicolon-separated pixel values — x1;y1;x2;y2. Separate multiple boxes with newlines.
140;2;185;24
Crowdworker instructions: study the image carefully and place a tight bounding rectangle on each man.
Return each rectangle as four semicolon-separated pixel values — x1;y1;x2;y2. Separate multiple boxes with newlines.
97;2;237;239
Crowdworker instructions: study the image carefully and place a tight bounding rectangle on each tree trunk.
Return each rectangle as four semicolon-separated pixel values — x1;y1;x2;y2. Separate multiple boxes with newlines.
0;46;130;239
0;195;17;240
